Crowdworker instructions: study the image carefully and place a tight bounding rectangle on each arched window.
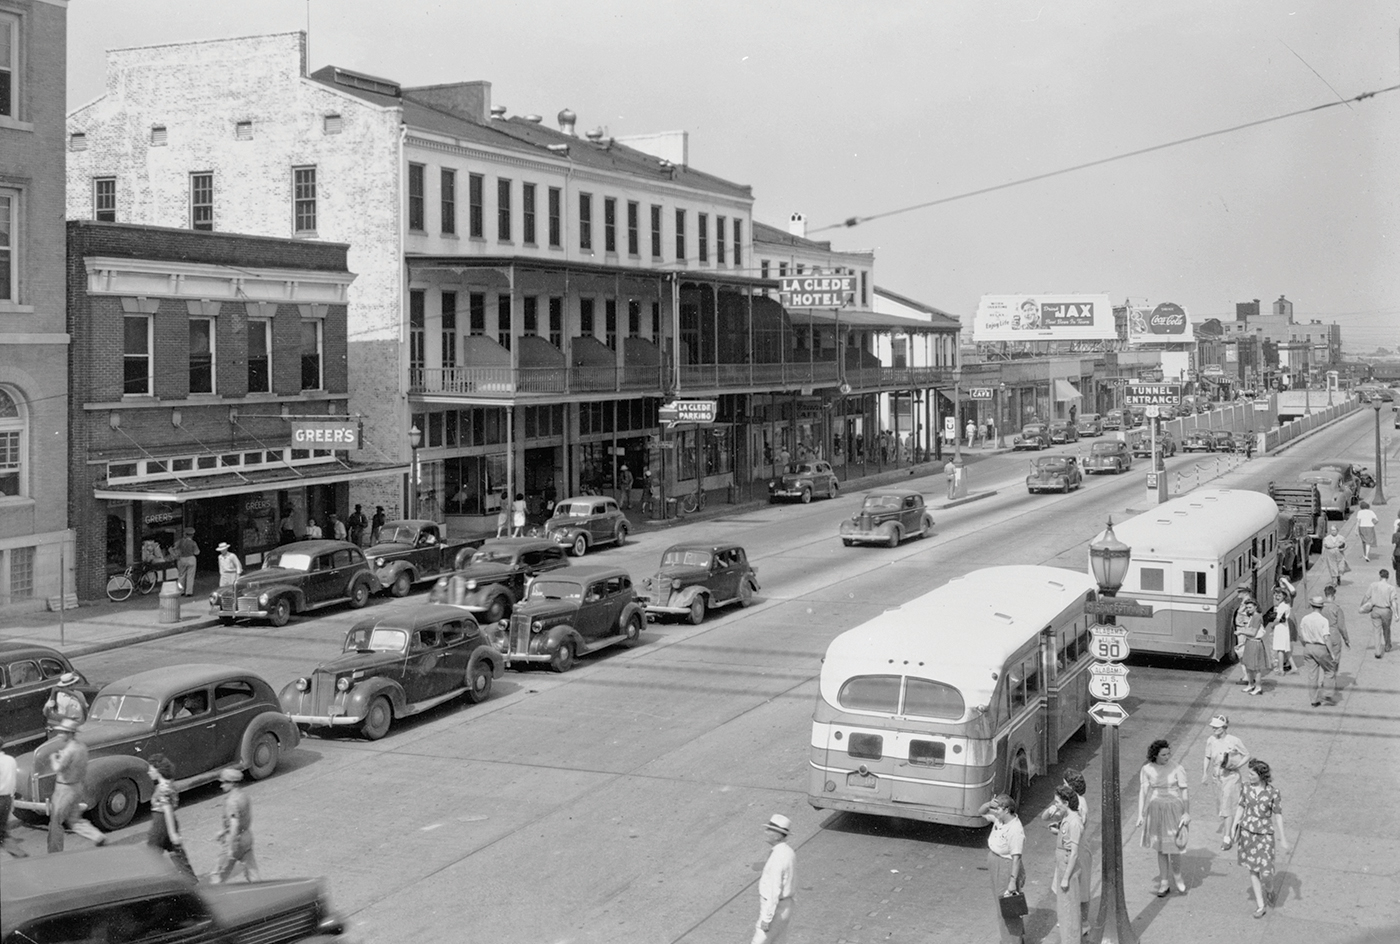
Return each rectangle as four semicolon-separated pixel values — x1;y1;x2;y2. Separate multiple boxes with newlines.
0;387;24;498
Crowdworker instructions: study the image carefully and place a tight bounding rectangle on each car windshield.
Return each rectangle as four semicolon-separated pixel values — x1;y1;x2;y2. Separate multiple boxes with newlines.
528;579;583;601
554;501;593;518
88;694;159;724
661;549;712;568
1090;442;1121;454
1050;423;1068;430
471;547;519;564
785;464;816;475
263;550;312;572
1300;472;1339;485
346;628;408;652
1032;458;1071;471
863;494;904;511
1022;425;1045;434
377;524;418;545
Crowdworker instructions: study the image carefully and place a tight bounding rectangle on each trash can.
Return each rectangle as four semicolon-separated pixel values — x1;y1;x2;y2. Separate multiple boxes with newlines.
666;497;678;519
158;580;182;624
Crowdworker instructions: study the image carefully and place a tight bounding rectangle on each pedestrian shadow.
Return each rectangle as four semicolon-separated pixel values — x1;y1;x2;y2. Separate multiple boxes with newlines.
1272;869;1301;906
1125;849;1229;936
816;809;988;849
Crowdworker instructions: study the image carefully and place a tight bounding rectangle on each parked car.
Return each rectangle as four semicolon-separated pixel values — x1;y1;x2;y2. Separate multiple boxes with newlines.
839;489;935;547
1083;440;1133;474
1229;430;1256;454
1311;462;1362;509
427;537;569;622
1102;409;1127;431
497;566;645;672
1157;404;1178;421
638;543;760;624
12;664;298;831
1208;429;1235;452
364;519;480;597
0;643;99;749
1297;468;1352;519
208;540;378;627
768;460;839;503
544;497;630;557
1013;423;1052;450
1;846;346;944
1075;413;1103;437
280;605;503;740
1180;429;1215;453
1130;429;1176;458
1048;421;1079;444
1026;456;1083;494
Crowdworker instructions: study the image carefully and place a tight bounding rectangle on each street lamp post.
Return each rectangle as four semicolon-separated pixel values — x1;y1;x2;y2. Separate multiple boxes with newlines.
1087;519;1138;944
1374;402;1389;506
408;424;422;519
997;382;1006;449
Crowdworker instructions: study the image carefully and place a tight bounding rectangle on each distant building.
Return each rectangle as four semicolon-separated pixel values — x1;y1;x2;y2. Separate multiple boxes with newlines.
1224;294;1342;388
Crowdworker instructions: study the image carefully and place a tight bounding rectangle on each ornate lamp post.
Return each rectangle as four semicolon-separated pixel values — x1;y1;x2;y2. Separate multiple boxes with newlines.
1088;519;1138;944
1374;401;1389;506
408;424;422;519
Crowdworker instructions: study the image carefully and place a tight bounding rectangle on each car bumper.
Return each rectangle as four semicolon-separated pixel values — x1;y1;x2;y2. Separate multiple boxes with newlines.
768;488;809;500
839;530;894;544
644;602;694;616
210;603;271;619
1027;480;1068;490
287;712;364;728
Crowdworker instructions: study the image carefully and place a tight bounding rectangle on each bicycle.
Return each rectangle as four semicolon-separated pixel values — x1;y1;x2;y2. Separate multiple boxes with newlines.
106;561;161;602
678;488;708;515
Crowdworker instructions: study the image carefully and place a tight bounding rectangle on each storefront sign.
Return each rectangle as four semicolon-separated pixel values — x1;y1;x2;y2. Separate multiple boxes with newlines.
967;387;994;400
973;294;1115;342
779;275;856;308
659;400;717;426
291;422;360;448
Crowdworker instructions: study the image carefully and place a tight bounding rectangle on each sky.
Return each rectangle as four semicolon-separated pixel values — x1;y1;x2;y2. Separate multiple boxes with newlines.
66;0;1400;352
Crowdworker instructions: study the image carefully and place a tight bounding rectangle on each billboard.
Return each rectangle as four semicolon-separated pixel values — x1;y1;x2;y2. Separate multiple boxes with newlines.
973;294;1115;342
1127;302;1195;345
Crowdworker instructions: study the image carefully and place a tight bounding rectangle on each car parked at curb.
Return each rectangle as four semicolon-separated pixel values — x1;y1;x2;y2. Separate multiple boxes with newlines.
364;519;480;597
280;605;503;740
1297;468;1352;519
639;544;760;624
1208;429;1235;453
208;540;378;626
1026;456;1083;494
0;643;100;749
1130;429;1176;458
1048;421;1079;444
839;489;935;547
497;566;646;672
544;497;630;557
1083;440;1133;474
1180;429;1215;453
427;538;569;622
12;664;298;831
1075;413;1103;437
1013;423;1051;450
768;460;839;504
1229;430;1256;454
1310;463;1362;512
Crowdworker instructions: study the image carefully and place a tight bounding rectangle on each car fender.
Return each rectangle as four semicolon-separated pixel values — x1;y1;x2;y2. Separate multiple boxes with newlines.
352;573;382;595
542;625;584;655
345;677;409;716
468;647;504;680
86;754;155;805
745;573;761;593
380;561;416;585
239;709;301;761
670;584;707;608
619;600;646;629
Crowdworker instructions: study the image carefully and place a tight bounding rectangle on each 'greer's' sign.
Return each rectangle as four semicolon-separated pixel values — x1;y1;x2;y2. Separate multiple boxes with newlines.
291;422;359;448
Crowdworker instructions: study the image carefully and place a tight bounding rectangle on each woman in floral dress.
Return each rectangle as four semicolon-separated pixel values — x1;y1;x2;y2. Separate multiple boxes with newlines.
1229;758;1289;917
1235;596;1265;690
1135;738;1190;895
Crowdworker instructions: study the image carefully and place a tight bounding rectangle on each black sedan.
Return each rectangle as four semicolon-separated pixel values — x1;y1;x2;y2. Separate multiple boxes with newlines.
0;643;99;749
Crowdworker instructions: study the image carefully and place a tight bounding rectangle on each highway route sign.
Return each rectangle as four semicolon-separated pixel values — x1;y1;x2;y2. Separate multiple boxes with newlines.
1089;626;1131;662
1088;702;1130;726
1089;662;1131;701
659;400;717;427
1084;598;1154;619
1144;404;1160;418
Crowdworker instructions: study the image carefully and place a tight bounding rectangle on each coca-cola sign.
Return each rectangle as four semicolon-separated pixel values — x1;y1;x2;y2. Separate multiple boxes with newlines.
1147;303;1187;334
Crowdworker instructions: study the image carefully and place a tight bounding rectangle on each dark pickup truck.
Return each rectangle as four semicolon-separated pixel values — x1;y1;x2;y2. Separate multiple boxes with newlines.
1268;482;1323;579
364;520;480;597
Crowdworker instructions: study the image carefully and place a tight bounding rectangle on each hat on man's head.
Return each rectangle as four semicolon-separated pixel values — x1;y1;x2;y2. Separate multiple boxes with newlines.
184;527;196;535
764;813;791;836
56;672;80;688
1309;595;1325;608
1209;714;1229;728
219;768;244;783
216;542;231;551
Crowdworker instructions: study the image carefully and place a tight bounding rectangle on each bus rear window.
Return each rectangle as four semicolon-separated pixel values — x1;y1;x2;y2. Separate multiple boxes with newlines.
838;675;901;713
848;733;883;759
903;678;965;720
1139;567;1164;591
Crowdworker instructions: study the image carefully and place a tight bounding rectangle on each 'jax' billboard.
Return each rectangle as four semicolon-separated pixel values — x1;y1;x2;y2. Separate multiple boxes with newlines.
973;294;1114;342
1127;302;1194;345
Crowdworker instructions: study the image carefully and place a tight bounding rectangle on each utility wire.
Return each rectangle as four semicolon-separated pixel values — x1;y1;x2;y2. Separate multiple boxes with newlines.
811;81;1400;235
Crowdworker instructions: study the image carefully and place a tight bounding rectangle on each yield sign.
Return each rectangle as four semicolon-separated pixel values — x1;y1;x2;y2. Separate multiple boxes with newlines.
1088;702;1130;727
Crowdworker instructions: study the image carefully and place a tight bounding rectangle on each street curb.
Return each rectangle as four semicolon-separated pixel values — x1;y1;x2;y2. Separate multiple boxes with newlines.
934;489;999;510
65;615;221;658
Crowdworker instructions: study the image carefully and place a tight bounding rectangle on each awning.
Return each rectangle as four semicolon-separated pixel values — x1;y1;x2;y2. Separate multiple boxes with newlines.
1053;380;1083;401
94;461;407;503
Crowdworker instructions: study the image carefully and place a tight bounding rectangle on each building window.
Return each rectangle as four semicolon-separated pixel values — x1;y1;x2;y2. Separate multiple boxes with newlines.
579;298;597;337
441;291;457;368
124;315;151;395
0;387;24;498
293;166;317;234
522;183;536;244
189;318;214;394
69;133;87;151
675;209;686;260
716;215;726;264
469;173;484;238
407;163;425;231
247;318;271;393
628;299;640;337
323;113;342;134
733;219;742;267
651;301;660;339
548;186;561;247
469;293;485;335
548;296;562;347
497;178;512;241
778;262;788;277
760;260;770;280
93;178;116;222
650;204;662;259
0;190;12;302
698;213;708;262
440;169;456;235
0;14;16;119
190;173;213;231
627;201;639;255
235;120;253;140
523;296;538;334
497;295;511;349
150;125;167;146
301;319;323;390
579;193;593;251
409;290;425;374
861;270;868;306
604;198;617;253
605;299;618;350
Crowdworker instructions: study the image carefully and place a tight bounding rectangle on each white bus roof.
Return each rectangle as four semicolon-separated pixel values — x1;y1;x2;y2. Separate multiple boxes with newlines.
819;566;1097;717
1092;489;1278;560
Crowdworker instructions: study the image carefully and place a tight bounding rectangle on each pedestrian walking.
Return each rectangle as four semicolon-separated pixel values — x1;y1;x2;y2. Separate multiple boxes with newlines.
1298;595;1339;706
978;793;1026;944
146;754;195;879
1320;582;1350;664
0;736;27;857
618;465;634;509
1357;501;1379;560
1050;784;1084;944
1227;759;1289;918
1135;738;1189;896
216;542;242;587
1239;598;1269;695
279;508;296;545
1202;715;1249;839
1233;596;1263;686
1392;510;1400;573
348;504;368;546
511;492;527;537
370;506;386;544
495;491;508;538
1269;587;1296;675
750;813;795;944
213;768;259;883
944;459;957;500
43;671;88;737
966;419;977;448
330;513;347;541
1321;524;1347;585
173;527;200;597
1063;769;1092;925
1358;568;1398;657
46;718;105;853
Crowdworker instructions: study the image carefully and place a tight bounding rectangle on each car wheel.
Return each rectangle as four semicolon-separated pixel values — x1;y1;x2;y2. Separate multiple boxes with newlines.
91;778;139;832
886;527;901;549
571;534;588;557
842;538;854;547
615;523;629;546
268;598;291;627
484;594;509;624
688;596;707;625
219;617;235;626
361;696;392;740
623;612;643;645
551;641;575;673
246;730;279;780
830;480;840;498
391;572;412;597
466;660;493;703
348;580;370;609
739;579;755;606
920;515;934;537
800;487;812;504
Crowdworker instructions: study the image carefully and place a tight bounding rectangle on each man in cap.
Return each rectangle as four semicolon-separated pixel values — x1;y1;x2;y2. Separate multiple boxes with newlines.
1299;594;1339;706
0;734;27;856
173;526;200;597
47;717;105;852
1321;582;1350;666
44;671;88;737
213;768;259;883
1201;715;1248;840
216;542;242;587
752;813;795;944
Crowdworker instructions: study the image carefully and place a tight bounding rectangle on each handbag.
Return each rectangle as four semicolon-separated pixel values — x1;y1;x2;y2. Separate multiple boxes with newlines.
1174;821;1190;851
999;890;1029;919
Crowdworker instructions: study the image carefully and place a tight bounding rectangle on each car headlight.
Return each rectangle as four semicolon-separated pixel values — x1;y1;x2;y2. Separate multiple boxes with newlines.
531;620;543;634
295;677;310;692
466;579;478;591
258;592;270;606
336;676;352;692
372;558;383;569
208;593;220;605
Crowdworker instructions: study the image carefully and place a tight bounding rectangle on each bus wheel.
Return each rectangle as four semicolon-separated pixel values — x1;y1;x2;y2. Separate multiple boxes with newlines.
1009;754;1030;812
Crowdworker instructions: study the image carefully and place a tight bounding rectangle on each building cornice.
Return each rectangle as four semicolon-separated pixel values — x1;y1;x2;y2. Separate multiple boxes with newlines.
82;256;355;304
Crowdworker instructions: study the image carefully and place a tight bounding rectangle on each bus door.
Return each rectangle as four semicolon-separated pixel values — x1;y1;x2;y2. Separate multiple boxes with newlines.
1045;615;1092;763
997;649;1045;792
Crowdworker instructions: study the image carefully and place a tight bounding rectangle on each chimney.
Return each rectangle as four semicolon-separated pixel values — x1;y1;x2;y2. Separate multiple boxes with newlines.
402;80;492;122
557;108;577;136
789;212;807;238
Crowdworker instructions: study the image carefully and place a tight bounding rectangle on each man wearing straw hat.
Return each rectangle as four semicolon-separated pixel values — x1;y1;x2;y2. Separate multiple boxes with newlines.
47;718;105;852
752;813;796;943
44;672;88;737
216;542;243;587
173;527;200;597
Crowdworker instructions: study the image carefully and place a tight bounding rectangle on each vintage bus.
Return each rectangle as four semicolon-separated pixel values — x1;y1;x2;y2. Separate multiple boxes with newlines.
1088;488;1279;660
808;566;1099;827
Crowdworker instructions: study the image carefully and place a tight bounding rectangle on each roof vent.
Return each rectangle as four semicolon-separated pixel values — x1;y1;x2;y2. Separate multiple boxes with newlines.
524;114;543;123
547;143;569;155
557;108;577;136
585;127;604;142
490;105;507;119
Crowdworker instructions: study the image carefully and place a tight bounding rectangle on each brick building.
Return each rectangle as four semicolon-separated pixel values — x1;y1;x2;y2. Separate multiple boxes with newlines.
66;220;398;601
1;0;69;611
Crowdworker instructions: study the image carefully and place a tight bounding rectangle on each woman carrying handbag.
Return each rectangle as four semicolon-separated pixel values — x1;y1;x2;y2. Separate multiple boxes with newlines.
979;794;1026;944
